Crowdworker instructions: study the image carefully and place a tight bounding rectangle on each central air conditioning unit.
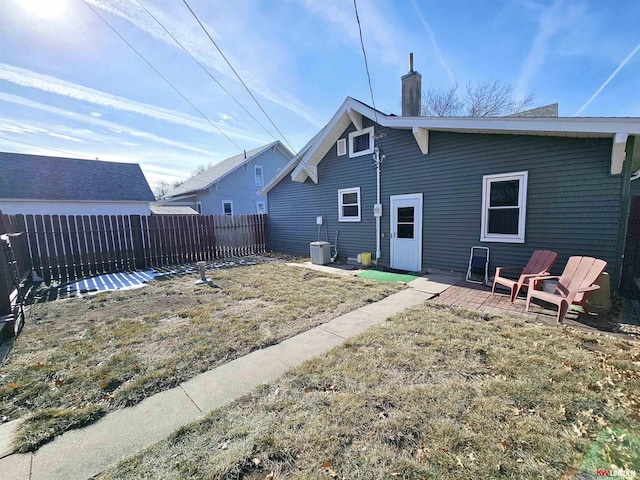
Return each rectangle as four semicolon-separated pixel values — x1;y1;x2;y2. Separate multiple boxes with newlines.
310;241;331;265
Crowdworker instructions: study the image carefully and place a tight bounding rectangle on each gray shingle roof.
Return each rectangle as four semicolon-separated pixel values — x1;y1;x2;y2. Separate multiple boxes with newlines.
0;152;155;202
508;103;559;118
167;141;292;197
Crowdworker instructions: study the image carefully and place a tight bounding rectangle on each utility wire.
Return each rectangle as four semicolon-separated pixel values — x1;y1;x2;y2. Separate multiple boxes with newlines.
181;0;295;152
353;0;379;124
133;0;278;142
81;0;243;150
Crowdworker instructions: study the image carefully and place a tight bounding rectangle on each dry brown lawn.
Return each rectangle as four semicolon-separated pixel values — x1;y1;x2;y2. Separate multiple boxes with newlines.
0;263;402;452
100;305;640;480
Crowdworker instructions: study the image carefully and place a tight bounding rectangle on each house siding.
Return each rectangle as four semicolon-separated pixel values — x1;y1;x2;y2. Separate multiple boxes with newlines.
189;147;289;215
269;119;623;277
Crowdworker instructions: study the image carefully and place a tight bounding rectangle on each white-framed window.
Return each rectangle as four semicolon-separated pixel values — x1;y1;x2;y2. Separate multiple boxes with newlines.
256;201;266;215
254;165;264;186
336;138;347;156
348;126;374;158
481;171;528;243
196;201;202;214
222;200;233;216
338;187;361;222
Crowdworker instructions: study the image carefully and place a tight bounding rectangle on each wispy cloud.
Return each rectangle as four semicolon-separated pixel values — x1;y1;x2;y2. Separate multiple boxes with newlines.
574;41;640;116
84;0;322;127
409;0;455;85
0;92;220;156
0;64;271;145
515;0;565;99
297;0;406;68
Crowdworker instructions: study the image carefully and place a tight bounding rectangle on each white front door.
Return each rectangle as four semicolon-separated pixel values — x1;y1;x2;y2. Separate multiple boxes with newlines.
390;193;423;271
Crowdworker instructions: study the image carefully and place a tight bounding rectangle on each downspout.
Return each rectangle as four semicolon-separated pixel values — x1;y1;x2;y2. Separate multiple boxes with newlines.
376;151;381;264
615;135;635;291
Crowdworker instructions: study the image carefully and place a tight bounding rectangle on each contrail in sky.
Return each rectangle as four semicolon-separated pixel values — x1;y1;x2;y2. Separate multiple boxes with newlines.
574;41;640;116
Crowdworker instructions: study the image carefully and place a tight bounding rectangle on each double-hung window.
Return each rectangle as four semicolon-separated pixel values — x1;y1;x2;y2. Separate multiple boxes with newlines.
254;165;264;186
222;200;233;216
348;126;374;158
481;171;528;243
338;187;361;222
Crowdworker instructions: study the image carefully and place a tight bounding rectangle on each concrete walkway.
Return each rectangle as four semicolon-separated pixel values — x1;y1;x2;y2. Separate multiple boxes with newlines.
0;274;459;480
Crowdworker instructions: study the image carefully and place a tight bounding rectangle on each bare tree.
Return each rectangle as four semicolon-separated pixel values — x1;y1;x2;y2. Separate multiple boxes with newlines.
153;178;185;200
192;162;213;176
153;180;171;200
421;80;534;117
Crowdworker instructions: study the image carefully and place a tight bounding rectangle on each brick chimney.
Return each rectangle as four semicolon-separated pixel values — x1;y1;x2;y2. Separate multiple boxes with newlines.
401;53;422;116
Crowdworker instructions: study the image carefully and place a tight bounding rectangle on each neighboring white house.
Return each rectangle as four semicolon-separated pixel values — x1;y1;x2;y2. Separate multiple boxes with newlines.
157;141;293;215
0;152;155;216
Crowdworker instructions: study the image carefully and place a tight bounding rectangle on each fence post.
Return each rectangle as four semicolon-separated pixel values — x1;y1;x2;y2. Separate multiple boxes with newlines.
130;215;146;270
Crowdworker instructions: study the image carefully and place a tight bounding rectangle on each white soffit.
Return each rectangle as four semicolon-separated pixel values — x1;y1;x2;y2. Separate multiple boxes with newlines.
611;133;628;175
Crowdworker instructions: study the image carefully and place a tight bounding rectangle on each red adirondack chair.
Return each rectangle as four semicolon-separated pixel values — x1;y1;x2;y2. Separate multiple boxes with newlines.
525;256;607;324
491;250;558;302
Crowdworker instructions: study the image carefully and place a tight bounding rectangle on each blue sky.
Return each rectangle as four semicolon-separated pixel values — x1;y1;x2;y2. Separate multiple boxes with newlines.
1;0;639;190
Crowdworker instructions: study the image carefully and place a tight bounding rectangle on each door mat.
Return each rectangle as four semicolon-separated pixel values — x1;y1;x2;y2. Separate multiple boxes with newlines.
356;270;421;283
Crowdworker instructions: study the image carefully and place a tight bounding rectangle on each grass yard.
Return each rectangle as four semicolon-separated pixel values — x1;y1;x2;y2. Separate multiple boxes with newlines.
100;305;640;480
0;263;403;452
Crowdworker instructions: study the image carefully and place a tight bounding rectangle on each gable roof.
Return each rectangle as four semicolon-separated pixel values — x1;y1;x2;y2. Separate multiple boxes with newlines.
508;103;559;117
166;141;293;198
261;97;640;194
0;152;155;202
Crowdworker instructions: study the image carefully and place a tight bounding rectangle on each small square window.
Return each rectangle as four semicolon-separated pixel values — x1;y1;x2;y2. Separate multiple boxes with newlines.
254;165;264;186
222;201;233;216
338;187;361;222
348;126;374;158
256;201;266;214
481;171;528;243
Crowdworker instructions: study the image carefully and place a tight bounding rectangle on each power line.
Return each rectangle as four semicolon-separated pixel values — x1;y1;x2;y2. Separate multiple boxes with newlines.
81;0;243;151
181;0;295;152
133;0;278;142
353;0;378;124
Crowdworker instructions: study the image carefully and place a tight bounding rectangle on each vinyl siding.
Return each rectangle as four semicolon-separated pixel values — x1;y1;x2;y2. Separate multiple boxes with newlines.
269;118;623;278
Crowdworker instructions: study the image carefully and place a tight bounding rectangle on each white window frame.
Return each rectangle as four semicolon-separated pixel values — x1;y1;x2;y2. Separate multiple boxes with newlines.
254;165;264;186
348;126;374;158
222;200;233;216
256;201;266;214
338;187;361;222
336;138;347;156
481;171;528;243
196;201;202;214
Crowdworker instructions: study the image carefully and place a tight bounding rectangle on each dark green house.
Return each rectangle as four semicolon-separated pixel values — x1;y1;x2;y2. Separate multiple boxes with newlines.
261;70;640;292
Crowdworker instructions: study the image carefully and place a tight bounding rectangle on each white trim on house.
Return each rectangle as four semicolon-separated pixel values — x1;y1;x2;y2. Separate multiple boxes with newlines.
273;97;640;191
338;187;361;222
337;138;347;156
348;126;375;158
222;200;233;216
480;171;528;243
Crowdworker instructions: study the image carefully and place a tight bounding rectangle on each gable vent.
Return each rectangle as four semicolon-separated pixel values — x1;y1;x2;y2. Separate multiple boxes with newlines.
337;138;347;156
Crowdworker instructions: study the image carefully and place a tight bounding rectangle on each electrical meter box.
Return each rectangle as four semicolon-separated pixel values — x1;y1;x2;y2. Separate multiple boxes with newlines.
310;241;331;265
373;204;382;217
316;216;323;225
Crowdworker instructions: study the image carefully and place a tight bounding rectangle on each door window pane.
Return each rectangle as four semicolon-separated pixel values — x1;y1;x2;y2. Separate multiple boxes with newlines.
398;207;414;223
398;224;414;238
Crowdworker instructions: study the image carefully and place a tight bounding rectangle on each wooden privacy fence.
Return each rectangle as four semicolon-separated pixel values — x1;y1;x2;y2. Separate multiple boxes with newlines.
0;213;268;286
